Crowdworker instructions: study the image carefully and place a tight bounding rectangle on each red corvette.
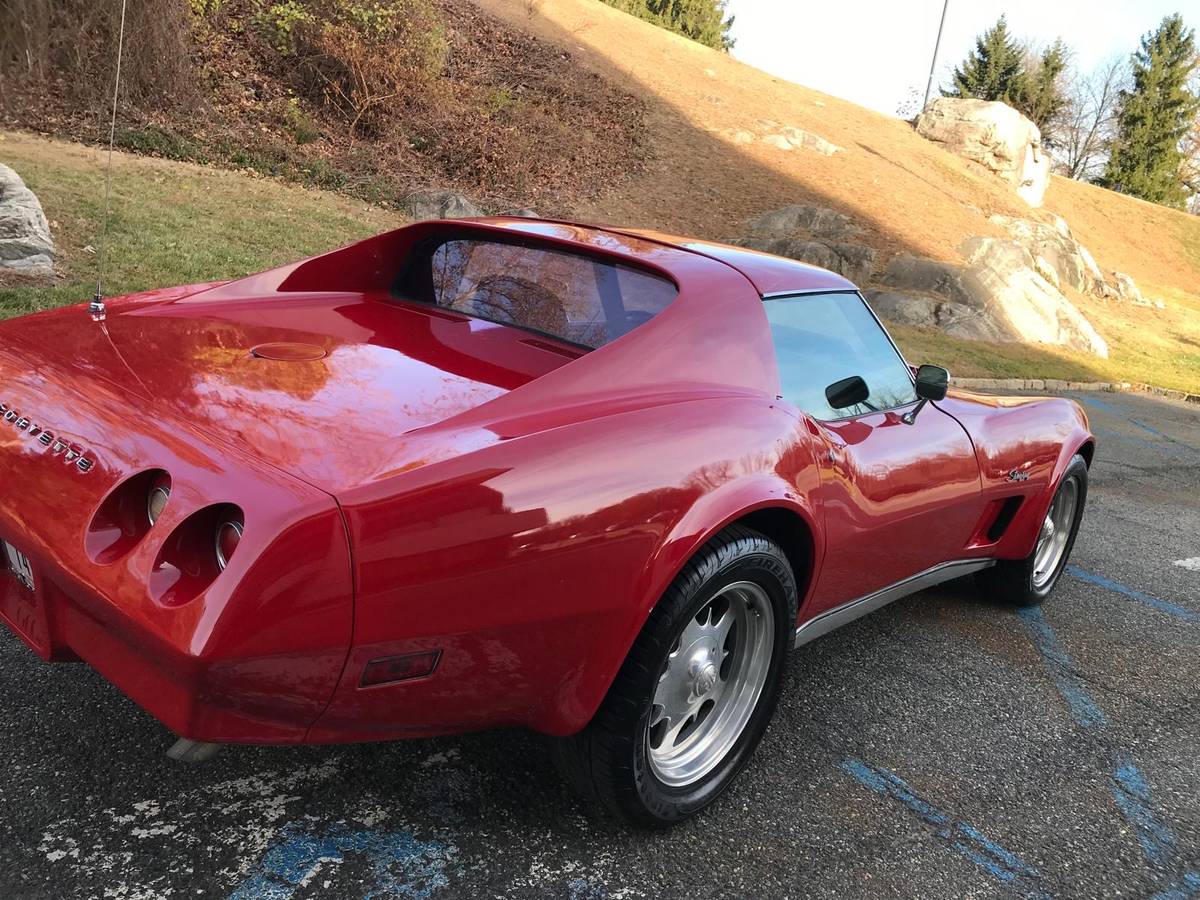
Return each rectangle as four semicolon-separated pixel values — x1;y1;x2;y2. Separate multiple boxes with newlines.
0;218;1092;823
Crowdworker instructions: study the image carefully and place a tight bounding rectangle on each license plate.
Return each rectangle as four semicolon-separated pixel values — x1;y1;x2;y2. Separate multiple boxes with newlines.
3;541;34;591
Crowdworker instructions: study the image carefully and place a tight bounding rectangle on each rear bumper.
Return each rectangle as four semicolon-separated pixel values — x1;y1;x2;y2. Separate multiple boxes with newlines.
0;567;339;744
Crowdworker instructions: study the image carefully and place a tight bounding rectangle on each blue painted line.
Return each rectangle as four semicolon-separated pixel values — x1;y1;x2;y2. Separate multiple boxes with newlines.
1020;608;1200;887
1154;871;1200;900
1018;606;1108;729
1067;566;1200;623
1082;398;1168;439
228;824;455;900
1112;755;1179;867
1091;426;1189;457
840;759;1044;894
1082;398;1195;450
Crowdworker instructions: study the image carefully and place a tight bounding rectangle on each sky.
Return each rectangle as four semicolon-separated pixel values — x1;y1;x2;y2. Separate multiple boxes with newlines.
725;0;1189;116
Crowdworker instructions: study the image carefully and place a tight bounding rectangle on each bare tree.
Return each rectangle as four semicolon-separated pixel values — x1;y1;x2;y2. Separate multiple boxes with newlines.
1056;55;1127;181
1184;56;1200;214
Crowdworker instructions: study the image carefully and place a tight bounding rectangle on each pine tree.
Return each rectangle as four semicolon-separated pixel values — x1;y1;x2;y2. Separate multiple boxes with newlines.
600;0;735;52
1100;14;1200;208
945;16;1028;106
1019;40;1069;143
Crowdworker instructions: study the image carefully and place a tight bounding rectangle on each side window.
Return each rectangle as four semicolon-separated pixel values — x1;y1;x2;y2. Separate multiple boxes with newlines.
763;292;917;420
404;239;677;349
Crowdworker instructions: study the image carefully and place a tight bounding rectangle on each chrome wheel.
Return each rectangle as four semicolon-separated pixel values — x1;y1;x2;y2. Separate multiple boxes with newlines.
1032;478;1079;590
647;581;775;788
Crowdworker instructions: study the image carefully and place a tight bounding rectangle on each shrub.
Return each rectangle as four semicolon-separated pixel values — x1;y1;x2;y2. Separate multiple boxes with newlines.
257;0;448;138
0;0;194;106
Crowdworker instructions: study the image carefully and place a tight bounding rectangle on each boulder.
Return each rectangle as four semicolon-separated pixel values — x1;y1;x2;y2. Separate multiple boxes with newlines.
915;98;1050;207
754;121;843;156
746;205;863;240
1110;272;1147;306
401;190;483;220
878;253;976;306
776;126;842;156
0;164;54;281
745;237;876;284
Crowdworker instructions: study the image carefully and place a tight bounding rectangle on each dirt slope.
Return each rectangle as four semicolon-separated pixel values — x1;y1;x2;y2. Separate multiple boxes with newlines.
478;0;1200;301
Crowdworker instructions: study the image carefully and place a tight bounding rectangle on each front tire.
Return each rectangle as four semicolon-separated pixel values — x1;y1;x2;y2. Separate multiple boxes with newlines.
555;525;797;826
977;453;1088;606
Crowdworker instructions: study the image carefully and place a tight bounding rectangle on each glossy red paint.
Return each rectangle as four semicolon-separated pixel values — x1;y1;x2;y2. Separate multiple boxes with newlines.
0;218;1092;745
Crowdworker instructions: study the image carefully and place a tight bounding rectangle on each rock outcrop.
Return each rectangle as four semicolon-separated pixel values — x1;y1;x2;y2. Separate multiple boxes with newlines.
738;202;1113;357
875;241;1108;357
0;164;54;282
737;204;875;283
401;190;484;220
987;214;1105;295
747;205;862;240
915;98;1050;207
748;237;876;284
959;237;1108;357
720;122;842;156
989;214;1159;307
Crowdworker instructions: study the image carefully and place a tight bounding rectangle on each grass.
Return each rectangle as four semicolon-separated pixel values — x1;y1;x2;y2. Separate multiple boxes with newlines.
0;132;402;317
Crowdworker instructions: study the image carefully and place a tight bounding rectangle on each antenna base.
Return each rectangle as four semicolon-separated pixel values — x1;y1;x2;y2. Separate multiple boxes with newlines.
90;292;107;322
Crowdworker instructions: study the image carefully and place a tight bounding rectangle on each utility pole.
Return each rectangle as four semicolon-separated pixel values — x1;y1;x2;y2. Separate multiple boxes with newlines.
923;0;950;110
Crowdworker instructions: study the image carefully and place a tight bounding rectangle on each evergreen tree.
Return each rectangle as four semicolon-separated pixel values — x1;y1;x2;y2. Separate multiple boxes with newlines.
1100;14;1200;208
944;16;1027;106
600;0;735;52
1019;40;1069;143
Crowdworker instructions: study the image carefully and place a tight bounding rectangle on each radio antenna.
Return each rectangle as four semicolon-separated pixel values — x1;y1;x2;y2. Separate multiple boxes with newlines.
90;0;130;322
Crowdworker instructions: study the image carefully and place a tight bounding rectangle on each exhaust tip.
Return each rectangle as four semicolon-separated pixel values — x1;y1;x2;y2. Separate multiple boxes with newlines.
166;738;223;763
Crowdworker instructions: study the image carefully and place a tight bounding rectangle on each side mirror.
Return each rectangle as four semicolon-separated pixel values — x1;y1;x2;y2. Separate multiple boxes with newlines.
825;375;870;410
914;364;950;401
903;364;951;424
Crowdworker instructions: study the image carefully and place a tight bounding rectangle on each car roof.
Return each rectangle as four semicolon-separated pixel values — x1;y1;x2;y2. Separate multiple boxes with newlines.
617;228;859;296
469;218;859;297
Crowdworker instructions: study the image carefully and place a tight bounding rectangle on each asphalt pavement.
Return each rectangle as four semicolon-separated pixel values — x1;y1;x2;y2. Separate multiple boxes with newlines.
1;389;1197;899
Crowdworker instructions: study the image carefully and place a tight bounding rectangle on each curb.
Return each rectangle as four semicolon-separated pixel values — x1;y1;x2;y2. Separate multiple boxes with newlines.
951;377;1200;404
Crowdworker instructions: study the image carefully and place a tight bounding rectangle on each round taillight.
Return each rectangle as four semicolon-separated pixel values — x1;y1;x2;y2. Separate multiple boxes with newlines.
147;477;171;525
215;520;243;571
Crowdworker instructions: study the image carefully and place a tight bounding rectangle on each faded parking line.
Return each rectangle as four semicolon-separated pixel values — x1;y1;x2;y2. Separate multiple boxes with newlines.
840;759;1046;897
1080;398;1197;452
1066;566;1200;624
228;824;456;900
1019;606;1199;889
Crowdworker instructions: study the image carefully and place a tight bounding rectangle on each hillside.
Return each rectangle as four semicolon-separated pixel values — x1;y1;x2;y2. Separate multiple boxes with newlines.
2;0;1200;391
473;0;1200;393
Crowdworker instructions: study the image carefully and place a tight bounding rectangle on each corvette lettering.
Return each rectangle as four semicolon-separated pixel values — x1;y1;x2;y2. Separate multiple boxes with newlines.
0;401;95;473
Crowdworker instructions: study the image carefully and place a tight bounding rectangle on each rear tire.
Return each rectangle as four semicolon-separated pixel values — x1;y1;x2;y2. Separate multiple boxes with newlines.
555;525;797;826
977;454;1088;607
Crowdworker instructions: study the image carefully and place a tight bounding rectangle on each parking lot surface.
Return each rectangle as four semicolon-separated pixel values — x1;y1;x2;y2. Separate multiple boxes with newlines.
1;389;1197;899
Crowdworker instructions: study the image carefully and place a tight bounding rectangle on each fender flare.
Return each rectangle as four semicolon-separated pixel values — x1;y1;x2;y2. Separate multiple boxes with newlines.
555;474;822;733
1009;431;1095;558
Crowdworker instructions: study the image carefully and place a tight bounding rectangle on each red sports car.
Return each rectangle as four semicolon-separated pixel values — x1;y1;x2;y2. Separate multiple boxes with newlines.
0;218;1091;824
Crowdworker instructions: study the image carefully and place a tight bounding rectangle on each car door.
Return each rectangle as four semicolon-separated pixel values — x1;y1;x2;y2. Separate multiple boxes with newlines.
763;291;984;614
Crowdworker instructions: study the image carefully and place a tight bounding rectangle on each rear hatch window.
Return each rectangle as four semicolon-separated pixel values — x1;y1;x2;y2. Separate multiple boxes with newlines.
396;238;678;349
